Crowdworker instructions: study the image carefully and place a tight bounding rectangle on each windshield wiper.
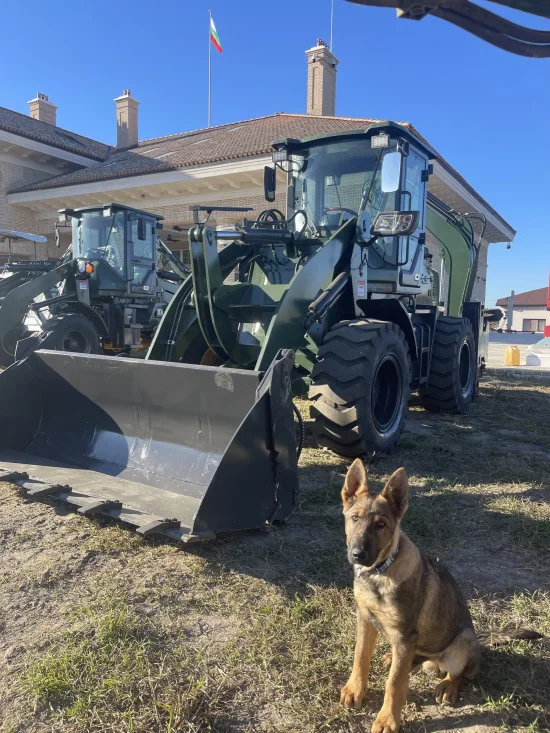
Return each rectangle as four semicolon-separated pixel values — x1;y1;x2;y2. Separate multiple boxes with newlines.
358;150;383;219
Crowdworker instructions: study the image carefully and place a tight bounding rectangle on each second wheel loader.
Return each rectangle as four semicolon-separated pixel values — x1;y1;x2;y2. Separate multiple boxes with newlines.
0;121;497;541
0;204;189;366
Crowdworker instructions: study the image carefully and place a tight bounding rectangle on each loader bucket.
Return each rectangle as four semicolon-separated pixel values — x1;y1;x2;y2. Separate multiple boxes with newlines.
0;349;298;541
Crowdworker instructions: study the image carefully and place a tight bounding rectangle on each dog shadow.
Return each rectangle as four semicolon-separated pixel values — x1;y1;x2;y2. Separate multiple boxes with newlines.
400;644;550;731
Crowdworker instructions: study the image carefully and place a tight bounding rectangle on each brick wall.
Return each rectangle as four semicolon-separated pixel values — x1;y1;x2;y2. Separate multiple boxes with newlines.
151;192;287;281
0;162;60;260
0;179;490;305
151;192;287;229
1;187;288;266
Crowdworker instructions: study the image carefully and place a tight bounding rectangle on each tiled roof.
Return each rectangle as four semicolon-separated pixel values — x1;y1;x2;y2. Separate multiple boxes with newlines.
11;114;390;192
496;287;547;307
0;106;110;161
6;112;515;233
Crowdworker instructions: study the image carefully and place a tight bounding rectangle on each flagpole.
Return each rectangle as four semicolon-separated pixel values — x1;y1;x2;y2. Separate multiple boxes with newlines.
208;9;212;127
330;0;334;52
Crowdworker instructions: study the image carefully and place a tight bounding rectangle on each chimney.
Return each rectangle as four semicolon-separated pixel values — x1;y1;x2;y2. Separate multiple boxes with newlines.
305;39;339;116
114;89;139;148
28;93;57;126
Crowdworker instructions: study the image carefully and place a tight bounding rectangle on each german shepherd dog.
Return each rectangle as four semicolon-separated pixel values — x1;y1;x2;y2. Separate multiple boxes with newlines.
340;459;542;733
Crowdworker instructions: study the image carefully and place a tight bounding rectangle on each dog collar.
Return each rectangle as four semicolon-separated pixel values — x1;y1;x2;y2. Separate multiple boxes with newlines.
373;542;400;575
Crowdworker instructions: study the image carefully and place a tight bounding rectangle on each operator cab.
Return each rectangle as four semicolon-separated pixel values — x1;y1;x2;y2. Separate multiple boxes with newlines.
58;204;163;298
270;123;434;298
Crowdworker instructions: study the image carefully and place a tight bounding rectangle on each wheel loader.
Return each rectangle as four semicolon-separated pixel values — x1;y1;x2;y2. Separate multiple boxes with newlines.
0;204;189;366
0;121;496;541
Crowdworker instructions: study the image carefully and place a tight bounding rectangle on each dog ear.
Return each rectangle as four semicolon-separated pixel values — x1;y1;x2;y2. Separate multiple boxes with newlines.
342;459;368;509
381;467;409;521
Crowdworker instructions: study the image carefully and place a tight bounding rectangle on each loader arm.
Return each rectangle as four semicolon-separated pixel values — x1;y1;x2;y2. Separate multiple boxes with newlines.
255;218;355;371
0;268;50;299
0;261;71;343
147;240;245;363
189;225;239;362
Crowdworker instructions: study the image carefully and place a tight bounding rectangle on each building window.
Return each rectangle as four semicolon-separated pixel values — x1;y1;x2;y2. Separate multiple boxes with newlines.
522;318;546;332
168;248;190;266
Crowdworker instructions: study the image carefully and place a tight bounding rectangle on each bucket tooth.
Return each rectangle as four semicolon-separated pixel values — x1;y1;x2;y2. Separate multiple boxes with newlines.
0;469;28;482
78;499;123;516
136;518;181;536
25;482;72;497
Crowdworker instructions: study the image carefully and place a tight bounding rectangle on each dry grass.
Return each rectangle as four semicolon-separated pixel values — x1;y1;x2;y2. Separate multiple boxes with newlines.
0;376;549;732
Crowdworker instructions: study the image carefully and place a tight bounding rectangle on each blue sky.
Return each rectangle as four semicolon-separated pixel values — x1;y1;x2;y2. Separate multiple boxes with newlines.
2;0;549;305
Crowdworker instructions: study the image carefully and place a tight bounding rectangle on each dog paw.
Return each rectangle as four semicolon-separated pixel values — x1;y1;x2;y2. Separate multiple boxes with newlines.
435;677;460;705
371;709;400;733
340;680;365;710
382;652;392;669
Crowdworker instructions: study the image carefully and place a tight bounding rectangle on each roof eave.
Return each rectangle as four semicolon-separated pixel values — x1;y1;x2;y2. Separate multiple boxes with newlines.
0;128;106;167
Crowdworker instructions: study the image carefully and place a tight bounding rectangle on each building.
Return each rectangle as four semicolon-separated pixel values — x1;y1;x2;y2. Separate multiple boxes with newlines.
496;287;549;332
0;96;110;263
1;40;515;304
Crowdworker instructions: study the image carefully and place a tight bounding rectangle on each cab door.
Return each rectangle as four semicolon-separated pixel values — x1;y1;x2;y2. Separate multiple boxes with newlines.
398;148;429;289
129;215;156;295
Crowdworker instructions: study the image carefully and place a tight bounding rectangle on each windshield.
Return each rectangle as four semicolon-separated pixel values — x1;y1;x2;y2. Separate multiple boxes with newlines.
73;211;126;275
290;139;400;236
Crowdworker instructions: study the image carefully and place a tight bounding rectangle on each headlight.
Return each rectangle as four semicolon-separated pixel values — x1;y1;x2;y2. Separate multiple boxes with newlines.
372;211;419;237
371;132;390;149
272;149;288;164
76;260;94;274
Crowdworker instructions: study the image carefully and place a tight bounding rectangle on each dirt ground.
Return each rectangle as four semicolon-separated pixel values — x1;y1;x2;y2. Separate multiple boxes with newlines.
1;376;549;733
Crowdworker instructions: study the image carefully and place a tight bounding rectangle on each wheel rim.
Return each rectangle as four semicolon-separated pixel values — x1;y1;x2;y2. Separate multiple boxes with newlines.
371;354;402;434
459;340;473;395
62;330;88;352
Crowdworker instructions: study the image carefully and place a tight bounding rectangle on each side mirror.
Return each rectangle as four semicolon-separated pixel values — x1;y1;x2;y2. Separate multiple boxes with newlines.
137;218;147;241
264;166;276;202
372;211;419;237
381;151;402;193
55;222;60;248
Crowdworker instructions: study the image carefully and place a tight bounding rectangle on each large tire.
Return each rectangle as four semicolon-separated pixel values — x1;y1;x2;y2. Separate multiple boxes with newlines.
46;315;100;354
419;316;476;413
309;319;411;456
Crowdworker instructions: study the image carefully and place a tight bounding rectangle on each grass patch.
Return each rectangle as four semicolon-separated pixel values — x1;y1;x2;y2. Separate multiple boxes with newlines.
23;602;155;718
81;518;148;555
21;597;237;732
469;592;550;729
2;377;549;732
487;497;550;554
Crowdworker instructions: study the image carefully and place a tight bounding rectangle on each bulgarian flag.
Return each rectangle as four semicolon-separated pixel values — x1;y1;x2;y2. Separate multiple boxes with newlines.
210;16;222;53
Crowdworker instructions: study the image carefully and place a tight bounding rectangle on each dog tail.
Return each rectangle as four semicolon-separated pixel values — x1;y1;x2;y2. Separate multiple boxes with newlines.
478;626;543;648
